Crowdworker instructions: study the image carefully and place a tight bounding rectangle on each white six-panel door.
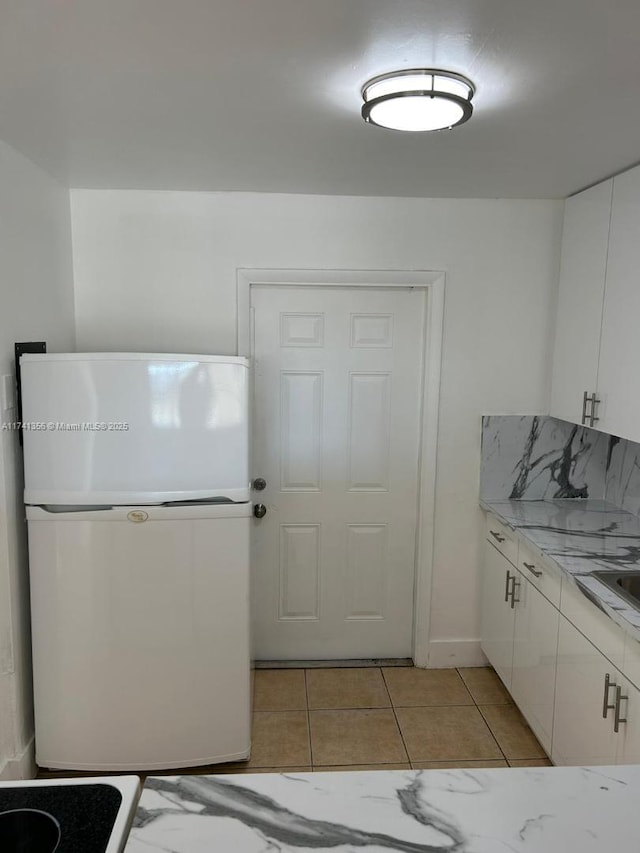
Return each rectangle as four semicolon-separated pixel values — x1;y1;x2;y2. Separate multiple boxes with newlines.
251;286;425;659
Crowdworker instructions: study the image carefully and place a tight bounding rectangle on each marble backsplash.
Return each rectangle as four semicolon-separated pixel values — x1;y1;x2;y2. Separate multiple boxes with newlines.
481;415;608;501
481;414;640;515
605;434;640;515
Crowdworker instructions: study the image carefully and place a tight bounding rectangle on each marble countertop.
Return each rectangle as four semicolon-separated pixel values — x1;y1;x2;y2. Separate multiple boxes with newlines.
481;498;640;640
125;766;640;852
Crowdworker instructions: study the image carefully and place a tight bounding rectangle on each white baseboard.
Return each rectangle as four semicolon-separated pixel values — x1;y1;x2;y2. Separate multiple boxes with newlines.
426;640;488;668
0;736;36;781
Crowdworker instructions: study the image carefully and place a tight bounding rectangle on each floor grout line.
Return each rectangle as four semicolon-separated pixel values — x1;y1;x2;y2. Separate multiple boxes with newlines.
311;761;411;770
381;667;411;766
475;700;509;762
456;667;509;762
303;668;313;767
303;705;393;712
452;666;475;704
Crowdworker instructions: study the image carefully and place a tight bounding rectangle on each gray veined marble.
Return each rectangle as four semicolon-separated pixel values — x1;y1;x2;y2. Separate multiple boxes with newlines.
605;433;640;516
480;499;640;570
125;766;640;852
480;416;608;502
133;773;464;852
481;498;640;640
481;415;640;519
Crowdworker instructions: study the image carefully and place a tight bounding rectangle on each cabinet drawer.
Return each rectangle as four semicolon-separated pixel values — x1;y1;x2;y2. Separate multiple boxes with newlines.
484;514;518;565
560;577;625;670
518;541;561;608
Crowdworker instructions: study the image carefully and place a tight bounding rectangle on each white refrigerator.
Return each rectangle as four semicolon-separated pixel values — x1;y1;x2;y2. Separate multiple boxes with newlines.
21;353;252;771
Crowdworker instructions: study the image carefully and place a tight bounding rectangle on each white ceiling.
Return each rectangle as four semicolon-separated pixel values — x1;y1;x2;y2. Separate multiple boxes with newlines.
1;0;639;198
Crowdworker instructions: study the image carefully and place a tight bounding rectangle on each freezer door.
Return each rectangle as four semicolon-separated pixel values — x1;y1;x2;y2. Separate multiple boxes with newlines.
21;353;250;504
27;504;251;770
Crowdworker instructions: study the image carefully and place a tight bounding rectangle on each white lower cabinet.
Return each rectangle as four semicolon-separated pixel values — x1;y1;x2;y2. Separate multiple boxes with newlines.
480;541;516;689
554;619;640;765
511;575;559;755
482;511;640;766
552;608;640;765
615;675;640;763
552;615;619;765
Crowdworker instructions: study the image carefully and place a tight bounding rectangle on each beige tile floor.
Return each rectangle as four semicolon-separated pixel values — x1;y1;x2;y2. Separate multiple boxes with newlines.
38;666;551;779
211;665;550;774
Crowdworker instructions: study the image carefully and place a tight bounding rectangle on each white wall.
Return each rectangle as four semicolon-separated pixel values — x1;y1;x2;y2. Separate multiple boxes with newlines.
71;190;563;664
0;141;75;778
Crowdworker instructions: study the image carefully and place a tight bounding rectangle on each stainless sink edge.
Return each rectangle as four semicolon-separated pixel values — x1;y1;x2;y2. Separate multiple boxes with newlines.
592;570;640;614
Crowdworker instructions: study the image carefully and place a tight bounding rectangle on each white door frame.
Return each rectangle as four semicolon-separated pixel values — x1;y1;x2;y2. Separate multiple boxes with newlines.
237;268;444;667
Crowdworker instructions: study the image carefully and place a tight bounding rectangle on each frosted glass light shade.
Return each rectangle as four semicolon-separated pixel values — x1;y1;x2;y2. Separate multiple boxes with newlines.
361;69;475;132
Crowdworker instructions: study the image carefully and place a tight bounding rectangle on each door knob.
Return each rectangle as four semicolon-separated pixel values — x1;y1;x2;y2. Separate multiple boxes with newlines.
253;503;267;519
253;477;267;491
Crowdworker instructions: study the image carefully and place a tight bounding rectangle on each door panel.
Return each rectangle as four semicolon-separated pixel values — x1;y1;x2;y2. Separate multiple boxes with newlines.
347;372;391;490
280;372;323;490
251;286;425;659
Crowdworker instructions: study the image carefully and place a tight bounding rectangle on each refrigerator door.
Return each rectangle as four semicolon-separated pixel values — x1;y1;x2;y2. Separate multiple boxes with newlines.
21;353;250;505
27;503;251;770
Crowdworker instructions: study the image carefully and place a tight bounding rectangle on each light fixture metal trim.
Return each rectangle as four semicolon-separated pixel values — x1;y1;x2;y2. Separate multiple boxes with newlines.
361;68;475;132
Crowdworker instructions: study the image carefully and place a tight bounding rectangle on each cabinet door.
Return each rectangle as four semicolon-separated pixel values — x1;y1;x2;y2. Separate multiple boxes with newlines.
552;615;619;765
511;573;559;755
480;541;515;690
616;675;640;763
597;165;640;441
550;179;612;425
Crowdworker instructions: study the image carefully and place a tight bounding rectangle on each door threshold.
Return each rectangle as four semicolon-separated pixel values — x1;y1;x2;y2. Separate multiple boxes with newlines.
254;658;413;669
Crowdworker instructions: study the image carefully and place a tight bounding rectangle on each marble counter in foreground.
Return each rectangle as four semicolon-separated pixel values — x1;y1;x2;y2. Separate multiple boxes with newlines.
481;498;640;640
125;766;640;852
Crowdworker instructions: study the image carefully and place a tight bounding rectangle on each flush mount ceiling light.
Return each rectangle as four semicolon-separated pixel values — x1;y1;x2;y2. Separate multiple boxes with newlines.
361;69;475;132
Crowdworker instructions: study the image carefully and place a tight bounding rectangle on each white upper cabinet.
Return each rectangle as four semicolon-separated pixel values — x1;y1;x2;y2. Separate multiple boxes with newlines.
596;166;640;441
550;164;640;443
550;179;612;425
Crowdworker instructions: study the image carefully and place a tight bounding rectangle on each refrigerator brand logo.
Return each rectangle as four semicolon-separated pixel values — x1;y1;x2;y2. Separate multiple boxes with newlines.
127;511;149;523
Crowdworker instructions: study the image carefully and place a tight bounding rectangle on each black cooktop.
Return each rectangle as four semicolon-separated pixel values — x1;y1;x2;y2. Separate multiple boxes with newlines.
0;783;122;852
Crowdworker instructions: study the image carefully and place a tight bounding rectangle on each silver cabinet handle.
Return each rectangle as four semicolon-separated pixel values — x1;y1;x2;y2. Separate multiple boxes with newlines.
603;673;617;718
504;570;513;602
522;561;543;578
510;576;520;609
490;530;506;544
583;391;600;427
614;685;628;733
